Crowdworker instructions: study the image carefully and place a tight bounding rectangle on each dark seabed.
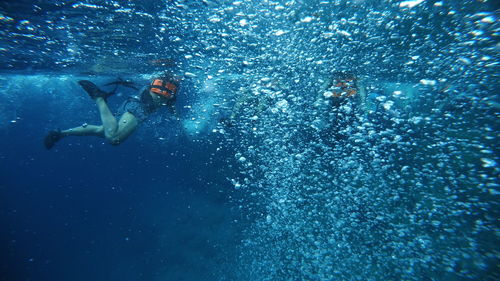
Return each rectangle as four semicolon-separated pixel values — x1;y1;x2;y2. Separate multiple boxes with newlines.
0;1;498;281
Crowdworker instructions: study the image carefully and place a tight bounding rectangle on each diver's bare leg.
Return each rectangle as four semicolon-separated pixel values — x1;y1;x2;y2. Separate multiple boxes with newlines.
58;96;117;139
109;112;139;145
61;125;104;137
56;99;138;146
95;97;119;139
94;97;139;144
44;124;104;149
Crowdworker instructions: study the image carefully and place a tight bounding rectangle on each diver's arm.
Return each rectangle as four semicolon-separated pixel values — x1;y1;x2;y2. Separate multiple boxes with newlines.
356;77;369;114
320;76;333;92
317;76;333;100
230;99;243;120
314;76;333;108
229;89;249;120
357;77;367;103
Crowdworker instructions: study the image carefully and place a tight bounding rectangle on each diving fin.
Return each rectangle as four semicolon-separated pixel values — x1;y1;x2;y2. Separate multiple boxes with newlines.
44;130;62;150
104;77;139;90
78;80;115;100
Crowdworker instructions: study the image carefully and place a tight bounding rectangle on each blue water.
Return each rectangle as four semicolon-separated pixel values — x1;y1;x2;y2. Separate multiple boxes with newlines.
0;1;499;281
0;75;244;281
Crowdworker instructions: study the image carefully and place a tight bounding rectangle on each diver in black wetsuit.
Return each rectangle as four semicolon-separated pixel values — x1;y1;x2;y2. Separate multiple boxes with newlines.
44;74;180;150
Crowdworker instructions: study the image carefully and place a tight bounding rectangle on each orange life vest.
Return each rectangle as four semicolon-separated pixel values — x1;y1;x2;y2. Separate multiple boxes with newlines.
150;78;178;99
331;78;357;98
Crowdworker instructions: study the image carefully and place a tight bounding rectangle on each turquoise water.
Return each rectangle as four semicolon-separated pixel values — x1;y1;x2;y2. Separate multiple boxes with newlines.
0;1;498;280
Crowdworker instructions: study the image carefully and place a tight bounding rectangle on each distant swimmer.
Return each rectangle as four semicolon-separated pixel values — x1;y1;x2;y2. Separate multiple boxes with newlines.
311;71;368;141
319;71;365;106
44;73;181;150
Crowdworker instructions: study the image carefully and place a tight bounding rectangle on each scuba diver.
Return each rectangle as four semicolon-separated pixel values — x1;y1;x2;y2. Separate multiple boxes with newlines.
319;71;364;105
44;73;181;150
316;71;367;112
313;71;367;142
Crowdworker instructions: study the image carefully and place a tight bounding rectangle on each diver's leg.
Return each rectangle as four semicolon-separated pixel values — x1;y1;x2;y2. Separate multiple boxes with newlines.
95;97;119;140
46;100;138;148
61;125;104;137
106;112;139;145
57;103;138;146
44;125;104;150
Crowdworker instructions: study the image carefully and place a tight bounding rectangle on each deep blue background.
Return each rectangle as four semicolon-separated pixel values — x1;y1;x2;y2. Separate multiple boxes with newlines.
0;85;243;281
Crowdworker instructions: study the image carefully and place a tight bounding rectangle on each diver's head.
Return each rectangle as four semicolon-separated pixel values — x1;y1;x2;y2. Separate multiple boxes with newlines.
332;71;356;82
148;73;181;103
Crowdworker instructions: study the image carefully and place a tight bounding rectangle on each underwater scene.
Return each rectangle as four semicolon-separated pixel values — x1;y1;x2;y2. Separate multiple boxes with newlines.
0;0;498;280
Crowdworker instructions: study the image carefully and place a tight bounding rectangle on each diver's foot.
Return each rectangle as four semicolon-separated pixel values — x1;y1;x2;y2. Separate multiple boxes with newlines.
78;80;114;100
44;130;62;150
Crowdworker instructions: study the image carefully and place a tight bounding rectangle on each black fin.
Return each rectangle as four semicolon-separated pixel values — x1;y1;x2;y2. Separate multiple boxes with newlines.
44;130;62;150
78;80;115;100
104;78;138;90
